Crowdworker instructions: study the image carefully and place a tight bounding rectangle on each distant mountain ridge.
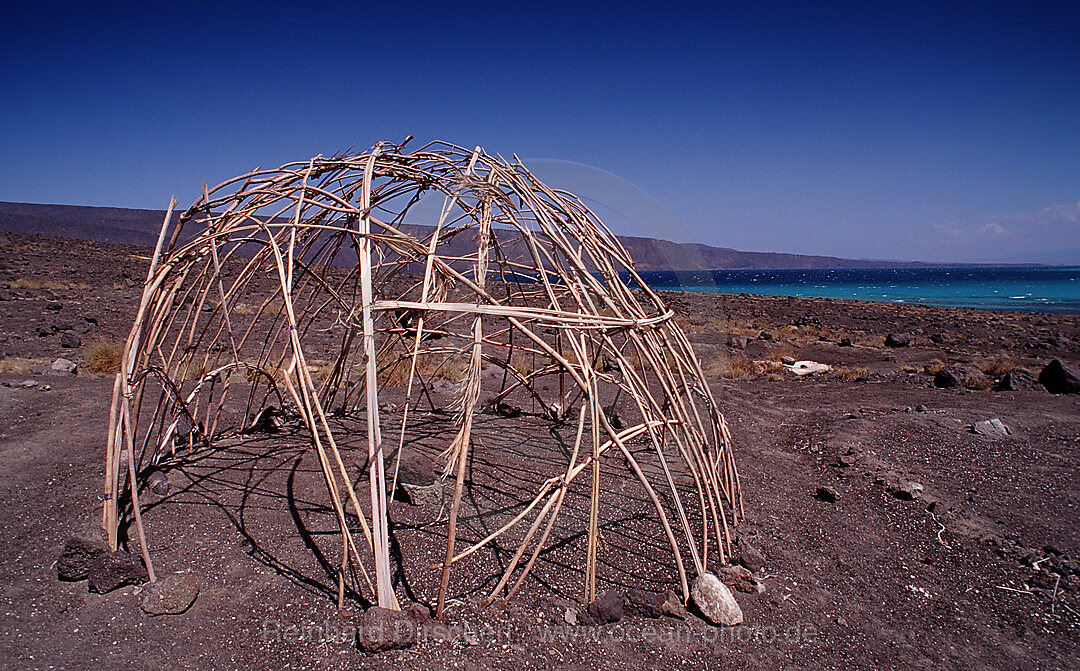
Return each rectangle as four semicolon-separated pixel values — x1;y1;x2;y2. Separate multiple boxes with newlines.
0;200;932;270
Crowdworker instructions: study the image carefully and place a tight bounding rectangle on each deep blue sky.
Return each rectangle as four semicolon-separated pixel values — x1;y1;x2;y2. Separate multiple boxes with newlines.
2;1;1078;263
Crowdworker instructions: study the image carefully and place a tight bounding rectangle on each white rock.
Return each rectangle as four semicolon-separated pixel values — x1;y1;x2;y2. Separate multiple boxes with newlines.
786;360;830;376
691;572;743;626
50;358;77;375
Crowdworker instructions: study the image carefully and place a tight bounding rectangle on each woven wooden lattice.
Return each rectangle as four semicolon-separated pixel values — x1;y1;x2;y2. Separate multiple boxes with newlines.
102;140;741;614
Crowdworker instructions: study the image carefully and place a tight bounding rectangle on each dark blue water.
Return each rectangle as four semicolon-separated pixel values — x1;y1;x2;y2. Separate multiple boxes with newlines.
633;266;1080;314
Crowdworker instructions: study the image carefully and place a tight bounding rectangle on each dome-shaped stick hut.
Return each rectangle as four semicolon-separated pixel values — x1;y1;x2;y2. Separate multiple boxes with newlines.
103;139;741;615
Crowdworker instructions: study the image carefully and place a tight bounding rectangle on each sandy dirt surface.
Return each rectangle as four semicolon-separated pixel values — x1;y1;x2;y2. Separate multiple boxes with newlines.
1;231;1078;670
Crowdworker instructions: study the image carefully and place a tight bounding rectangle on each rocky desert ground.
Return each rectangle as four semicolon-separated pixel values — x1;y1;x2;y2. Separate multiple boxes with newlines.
1;231;1078;670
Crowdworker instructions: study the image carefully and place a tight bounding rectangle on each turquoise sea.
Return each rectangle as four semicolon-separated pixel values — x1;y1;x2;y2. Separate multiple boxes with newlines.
634;266;1080;314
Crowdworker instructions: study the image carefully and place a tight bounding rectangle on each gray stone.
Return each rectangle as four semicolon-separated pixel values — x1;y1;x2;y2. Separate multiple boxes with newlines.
87;550;148;593
624;588;662;619
660;588;688;619
57;536;107;582
60;333;80;348
399;480;445;507
50;358;77;375
1039;359;1080;394
691;573;743;626
356;607;417;652
147;470;170;496
891;481;924;501
781;355;796;365
140;574;200;615
972;418;1011;437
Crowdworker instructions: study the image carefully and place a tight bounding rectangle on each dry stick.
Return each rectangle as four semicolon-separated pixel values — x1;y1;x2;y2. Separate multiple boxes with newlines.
358;147;395;610
437;149;489;617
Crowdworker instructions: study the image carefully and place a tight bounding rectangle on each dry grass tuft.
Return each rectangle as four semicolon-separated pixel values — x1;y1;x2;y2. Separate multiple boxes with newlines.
978;356;1016;377
704;351;759;379
833;366;871;381
83;340;124;375
0;358;34;375
923;358;946;375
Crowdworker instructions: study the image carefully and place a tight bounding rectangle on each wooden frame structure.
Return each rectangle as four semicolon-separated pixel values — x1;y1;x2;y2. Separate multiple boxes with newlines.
102;139;741;615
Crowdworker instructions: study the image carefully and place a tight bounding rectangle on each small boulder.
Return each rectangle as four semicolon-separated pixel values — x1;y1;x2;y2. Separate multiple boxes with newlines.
624;589;663;619
890;481;924;501
146;470;170;496
1039;359;1080;394
402;601;430;624
738;541;765;572
691;573;743;626
838;336;854;347
934;365;986;390
780;355;796;365
971;418;1011;437
815;486;839;503
356;607;417;652
60;333;81;348
580;589;623;625
45;301;62;311
50;358;77;376
57;536;107;582
87;550;149;593
884;333;910;348
993;368;1040;392
140;574;200;615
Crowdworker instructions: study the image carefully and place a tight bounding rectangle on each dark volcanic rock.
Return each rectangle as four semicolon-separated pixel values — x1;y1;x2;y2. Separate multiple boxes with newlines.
580;589;623;625
356;607;417;652
884;333;910;348
993;368;1041;392
815;486;839;503
738;540;766;572
402;601;430;623
57;536;107;582
1039;359;1080;394
838;336;854;347
624;588;663;619
60;332;81;348
934;365;987;390
87;550;149;593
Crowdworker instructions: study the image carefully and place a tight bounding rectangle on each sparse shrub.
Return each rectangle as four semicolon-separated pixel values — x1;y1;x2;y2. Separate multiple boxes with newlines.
833;366;871;381
0;358;33;375
84;340;124;375
704;352;758;379
978;356;1016;377
923;358;946;375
